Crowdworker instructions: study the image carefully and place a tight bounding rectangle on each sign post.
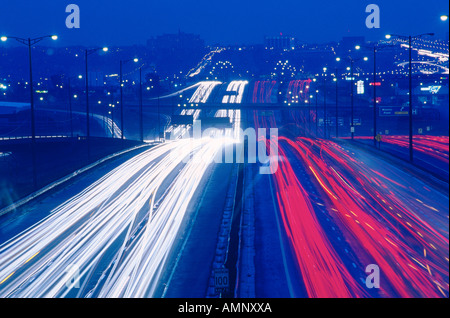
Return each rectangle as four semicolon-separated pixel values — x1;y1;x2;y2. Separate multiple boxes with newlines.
214;268;229;295
375;133;382;149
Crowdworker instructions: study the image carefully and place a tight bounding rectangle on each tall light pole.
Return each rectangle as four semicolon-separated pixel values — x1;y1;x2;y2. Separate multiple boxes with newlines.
119;58;139;140
336;55;368;140
309;94;313;136
333;72;339;138
139;66;144;142
68;75;83;138
1;34;58;190
334;61;343;139
108;90;116;138
315;89;319;137
85;47;108;161
356;43;395;147
386;33;434;162
372;46;378;147
158;94;161;142
323;67;328;138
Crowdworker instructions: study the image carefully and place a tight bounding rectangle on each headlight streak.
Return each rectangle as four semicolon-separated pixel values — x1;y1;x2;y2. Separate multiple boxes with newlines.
100;140;222;298
222;80;248;104
189;81;222;104
0;138;224;298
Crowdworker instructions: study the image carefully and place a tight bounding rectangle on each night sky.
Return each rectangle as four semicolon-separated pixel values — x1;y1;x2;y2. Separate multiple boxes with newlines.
0;0;448;46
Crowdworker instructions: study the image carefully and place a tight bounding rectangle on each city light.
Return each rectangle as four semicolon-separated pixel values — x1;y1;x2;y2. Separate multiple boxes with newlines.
0;2;448;301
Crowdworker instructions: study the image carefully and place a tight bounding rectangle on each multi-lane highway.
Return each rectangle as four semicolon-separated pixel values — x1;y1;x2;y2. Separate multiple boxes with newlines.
253;112;449;298
0;138;229;298
0;80;248;298
0;79;448;299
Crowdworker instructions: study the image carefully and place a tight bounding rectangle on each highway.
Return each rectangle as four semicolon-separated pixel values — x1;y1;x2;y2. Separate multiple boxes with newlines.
0;79;447;298
0;137;228;298
0;80;247;298
253;112;449;298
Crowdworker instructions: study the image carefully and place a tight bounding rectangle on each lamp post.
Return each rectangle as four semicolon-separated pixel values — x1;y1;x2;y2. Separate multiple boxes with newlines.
85;47;108;160
315;89;319;137
323;67;328;138
119;58;139;140
68;75;83;138
309;94;313;136
336;55;368;140
1;34;58;190
385;33;434;162
334;60;343;139
371;46;378;147
139;66;144;142
108;90;116;138
333;72;339;138
157;94;161;142
355;43;395;147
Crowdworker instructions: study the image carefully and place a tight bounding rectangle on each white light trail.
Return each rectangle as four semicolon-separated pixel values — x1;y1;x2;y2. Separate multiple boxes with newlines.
0;138;224;298
189;81;221;104
222;80;248;104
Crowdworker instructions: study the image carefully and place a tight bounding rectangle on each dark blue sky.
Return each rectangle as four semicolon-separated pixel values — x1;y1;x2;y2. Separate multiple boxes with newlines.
0;0;448;46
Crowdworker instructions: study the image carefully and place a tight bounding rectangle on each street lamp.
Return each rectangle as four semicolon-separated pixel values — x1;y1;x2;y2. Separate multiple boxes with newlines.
315;89;319;136
323;67;328;138
138;63;145;142
333;69;340;138
336;55;368;140
309;94;313;135
385;33;434;162
119;57;139;140
85;47;108;160
68;75;83;138
356;43;395;147
1;34;58;190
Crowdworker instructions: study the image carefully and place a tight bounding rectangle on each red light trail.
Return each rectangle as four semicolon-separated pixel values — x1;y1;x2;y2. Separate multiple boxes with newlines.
254;111;449;298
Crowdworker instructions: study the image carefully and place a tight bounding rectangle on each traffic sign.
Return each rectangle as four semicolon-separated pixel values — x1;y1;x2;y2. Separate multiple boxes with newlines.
379;106;409;117
214;268;229;294
352;118;362;126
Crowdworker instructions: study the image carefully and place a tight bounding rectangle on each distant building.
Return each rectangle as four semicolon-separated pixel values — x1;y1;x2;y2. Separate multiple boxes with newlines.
264;35;296;50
